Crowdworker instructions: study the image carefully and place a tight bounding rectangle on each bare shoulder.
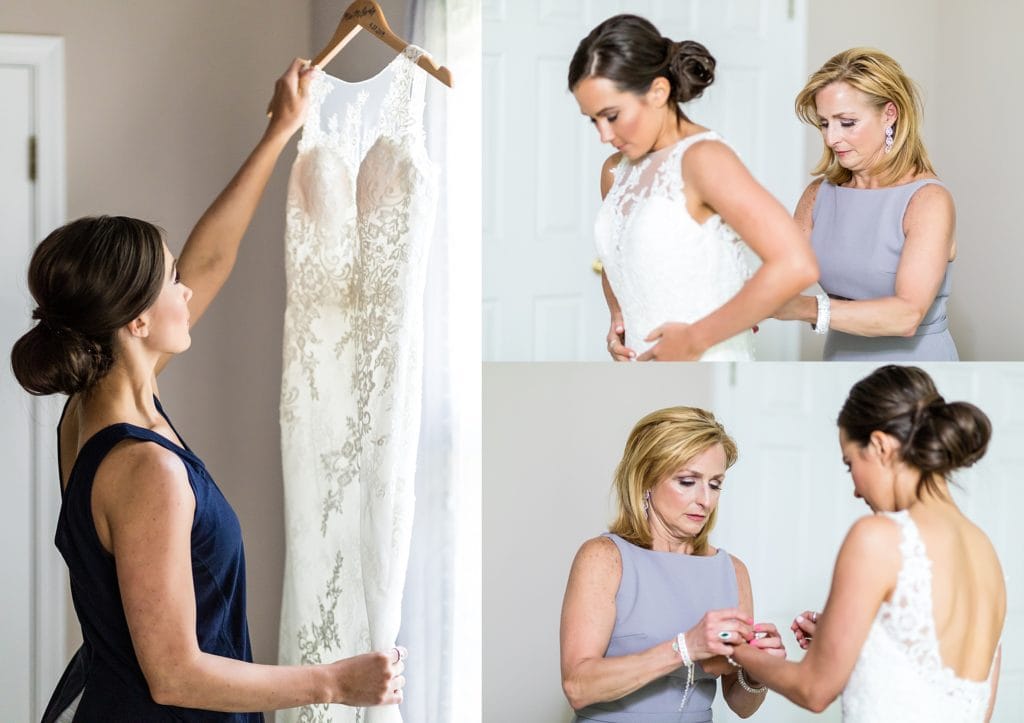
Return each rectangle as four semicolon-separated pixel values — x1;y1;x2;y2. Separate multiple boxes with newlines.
683;137;743;174
905;179;955;216
798;177;826;205
600;152;624;199
95;439;192;507
728;552;750;582
843;514;902;557
573;535;622;572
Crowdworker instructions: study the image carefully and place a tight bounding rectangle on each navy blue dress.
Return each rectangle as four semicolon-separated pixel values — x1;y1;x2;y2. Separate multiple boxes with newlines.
42;397;264;722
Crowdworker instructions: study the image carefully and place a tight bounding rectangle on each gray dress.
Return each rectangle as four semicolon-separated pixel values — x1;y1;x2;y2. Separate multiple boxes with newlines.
573;533;739;723
811;179;958;360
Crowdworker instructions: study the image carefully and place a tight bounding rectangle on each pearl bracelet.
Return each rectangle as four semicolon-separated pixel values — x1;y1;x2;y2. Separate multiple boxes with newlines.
812;293;831;335
672;633;696;711
727;657;767;695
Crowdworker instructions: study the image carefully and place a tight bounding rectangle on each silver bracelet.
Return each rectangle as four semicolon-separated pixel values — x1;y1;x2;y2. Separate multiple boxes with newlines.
726;657;767;695
812;293;830;334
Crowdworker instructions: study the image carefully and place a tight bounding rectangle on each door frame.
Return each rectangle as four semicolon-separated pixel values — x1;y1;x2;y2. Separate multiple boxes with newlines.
0;33;66;718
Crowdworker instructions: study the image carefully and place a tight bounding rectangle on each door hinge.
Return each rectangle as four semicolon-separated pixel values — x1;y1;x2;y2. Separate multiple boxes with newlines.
28;135;37;183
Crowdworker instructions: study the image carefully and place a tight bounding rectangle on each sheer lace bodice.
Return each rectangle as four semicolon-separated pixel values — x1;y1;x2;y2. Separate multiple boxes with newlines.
594;131;754;360
843;511;995;722
279;46;436;723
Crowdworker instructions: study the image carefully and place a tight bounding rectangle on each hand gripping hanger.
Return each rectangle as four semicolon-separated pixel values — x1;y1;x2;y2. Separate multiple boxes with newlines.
314;0;453;87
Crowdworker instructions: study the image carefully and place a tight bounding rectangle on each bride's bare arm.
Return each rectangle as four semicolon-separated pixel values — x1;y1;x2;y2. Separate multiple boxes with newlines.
638;141;817;359
730;515;899;712
599;153;635;360
155;58;313;376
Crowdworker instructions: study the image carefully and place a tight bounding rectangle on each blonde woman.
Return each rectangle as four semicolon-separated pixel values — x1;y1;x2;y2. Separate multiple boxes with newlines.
774;49;958;360
728;366;1005;722
560;407;784;722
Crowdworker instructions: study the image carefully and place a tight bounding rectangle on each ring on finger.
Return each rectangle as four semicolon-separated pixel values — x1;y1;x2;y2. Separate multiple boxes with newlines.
718;630;732;640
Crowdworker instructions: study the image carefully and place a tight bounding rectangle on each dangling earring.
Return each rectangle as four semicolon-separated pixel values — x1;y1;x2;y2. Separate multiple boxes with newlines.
643;490;651;518
884;125;894;153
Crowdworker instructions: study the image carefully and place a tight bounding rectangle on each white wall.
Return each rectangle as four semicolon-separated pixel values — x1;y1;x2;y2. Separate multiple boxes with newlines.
800;1;1024;360
483;362;1024;723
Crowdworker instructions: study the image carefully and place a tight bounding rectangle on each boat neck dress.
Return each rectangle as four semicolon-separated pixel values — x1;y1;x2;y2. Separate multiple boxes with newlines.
811;178;958;361
572;533;739;723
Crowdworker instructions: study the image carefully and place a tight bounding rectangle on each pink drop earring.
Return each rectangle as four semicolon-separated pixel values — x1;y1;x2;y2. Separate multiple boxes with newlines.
884;125;894;153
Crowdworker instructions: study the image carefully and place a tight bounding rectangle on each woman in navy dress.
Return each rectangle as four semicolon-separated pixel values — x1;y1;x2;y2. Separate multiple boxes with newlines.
12;59;406;722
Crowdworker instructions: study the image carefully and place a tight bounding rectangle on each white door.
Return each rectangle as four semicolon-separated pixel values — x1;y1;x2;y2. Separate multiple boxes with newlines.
0;34;65;720
0;61;37;722
711;363;1023;722
483;0;807;360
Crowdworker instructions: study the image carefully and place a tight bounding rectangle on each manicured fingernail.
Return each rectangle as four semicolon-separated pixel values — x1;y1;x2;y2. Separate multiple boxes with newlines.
796;616;805;623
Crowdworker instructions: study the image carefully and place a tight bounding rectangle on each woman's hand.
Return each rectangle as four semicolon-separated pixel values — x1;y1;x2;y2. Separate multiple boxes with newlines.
637;322;707;361
772;294;815;322
750;622;786;658
607;317;635;361
790;610;819;650
332;647;407;706
266;57;316;141
685;608;753;661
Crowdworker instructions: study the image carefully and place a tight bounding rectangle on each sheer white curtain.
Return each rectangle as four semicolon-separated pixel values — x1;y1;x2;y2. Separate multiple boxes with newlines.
399;1;481;721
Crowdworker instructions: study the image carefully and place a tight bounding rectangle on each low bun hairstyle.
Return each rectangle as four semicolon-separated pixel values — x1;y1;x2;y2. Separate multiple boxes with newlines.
568;14;716;116
838;365;991;499
10;216;166;396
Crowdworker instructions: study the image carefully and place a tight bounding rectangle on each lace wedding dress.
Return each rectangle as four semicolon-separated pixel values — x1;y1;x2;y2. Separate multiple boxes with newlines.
843;511;996;722
279;47;436;723
594;131;754;361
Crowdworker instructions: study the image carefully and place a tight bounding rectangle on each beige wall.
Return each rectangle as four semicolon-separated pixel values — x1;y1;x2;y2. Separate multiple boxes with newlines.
0;0;310;679
801;1;1024;360
483;363;715;722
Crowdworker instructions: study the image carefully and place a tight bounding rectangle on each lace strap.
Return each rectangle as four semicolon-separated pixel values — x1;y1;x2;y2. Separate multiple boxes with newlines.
879;511;942;668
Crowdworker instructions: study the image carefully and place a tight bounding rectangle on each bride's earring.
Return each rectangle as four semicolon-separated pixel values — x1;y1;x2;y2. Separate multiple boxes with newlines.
643;489;651;518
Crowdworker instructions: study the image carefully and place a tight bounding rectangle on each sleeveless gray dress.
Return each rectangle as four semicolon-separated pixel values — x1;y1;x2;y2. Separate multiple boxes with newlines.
811;179;958;361
573;533;739;723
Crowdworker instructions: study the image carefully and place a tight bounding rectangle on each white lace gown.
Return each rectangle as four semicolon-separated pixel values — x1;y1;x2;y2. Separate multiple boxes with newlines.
843;511;996;722
594;131;754;361
279;47;436;723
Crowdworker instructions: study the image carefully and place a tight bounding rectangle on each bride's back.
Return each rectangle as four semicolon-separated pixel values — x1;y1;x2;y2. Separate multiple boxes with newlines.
914;504;1005;681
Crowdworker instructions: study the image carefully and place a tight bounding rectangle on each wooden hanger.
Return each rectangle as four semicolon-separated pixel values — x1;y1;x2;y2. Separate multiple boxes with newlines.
314;0;453;87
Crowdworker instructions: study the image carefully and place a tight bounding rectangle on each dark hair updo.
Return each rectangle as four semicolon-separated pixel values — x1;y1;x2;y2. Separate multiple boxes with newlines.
567;14;716;117
10;216;166;396
838;365;991;499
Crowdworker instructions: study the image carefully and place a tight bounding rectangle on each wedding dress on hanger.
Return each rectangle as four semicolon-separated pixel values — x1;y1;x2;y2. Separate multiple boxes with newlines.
279;46;437;723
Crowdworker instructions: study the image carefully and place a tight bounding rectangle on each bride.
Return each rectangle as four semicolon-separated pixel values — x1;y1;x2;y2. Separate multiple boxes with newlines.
569;14;818;361
728;365;1006;721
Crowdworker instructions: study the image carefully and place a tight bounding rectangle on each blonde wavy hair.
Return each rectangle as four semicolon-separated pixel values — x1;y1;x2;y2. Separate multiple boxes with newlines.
609;406;738;555
796;47;934;186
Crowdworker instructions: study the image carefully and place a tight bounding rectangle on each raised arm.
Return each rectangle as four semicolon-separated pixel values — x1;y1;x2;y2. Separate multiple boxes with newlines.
156;58;313;376
639;141;818;360
94;442;401;711
729;515;899;712
775;183;956;337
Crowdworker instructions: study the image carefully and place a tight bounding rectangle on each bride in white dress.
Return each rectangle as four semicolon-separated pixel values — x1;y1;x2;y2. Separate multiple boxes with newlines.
728;365;1006;722
569;14;818;361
